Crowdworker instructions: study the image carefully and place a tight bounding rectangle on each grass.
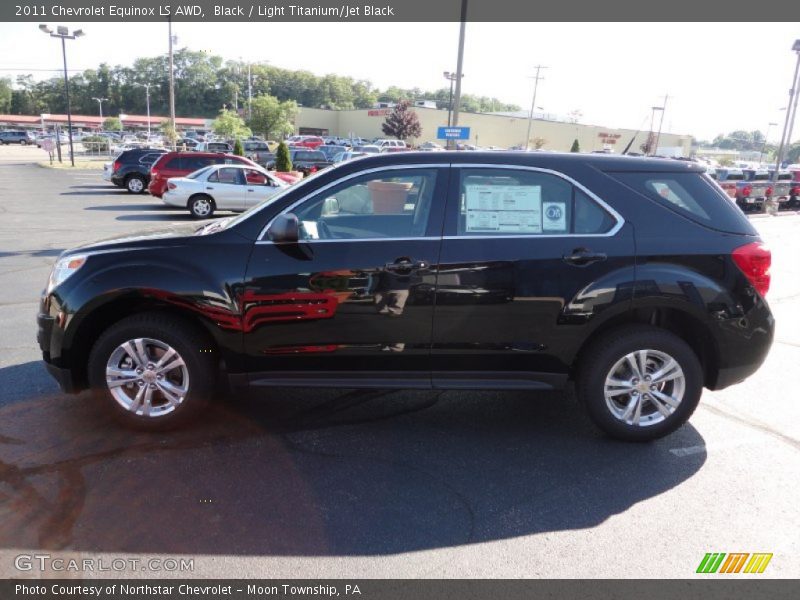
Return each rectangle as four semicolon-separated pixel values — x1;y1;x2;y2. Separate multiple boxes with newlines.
37;159;107;170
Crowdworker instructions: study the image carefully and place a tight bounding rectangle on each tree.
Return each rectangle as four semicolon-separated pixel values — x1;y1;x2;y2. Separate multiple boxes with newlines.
102;117;122;131
787;142;800;165
159;120;178;146
247;94;297;139
381;100;422;140
275;142;292;172
212;108;251;139
570;139;580;153
0;77;12;114
533;137;547;150
233;138;244;156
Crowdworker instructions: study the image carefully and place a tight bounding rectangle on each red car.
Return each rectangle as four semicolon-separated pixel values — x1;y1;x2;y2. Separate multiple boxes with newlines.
148;152;259;198
285;135;324;149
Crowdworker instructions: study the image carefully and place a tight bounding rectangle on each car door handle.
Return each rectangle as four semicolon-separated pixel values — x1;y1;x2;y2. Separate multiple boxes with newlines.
247;188;255;192
385;259;430;272
206;186;214;190
562;248;607;266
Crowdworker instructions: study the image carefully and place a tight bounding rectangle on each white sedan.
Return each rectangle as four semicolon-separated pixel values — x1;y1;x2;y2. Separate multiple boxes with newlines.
162;164;288;219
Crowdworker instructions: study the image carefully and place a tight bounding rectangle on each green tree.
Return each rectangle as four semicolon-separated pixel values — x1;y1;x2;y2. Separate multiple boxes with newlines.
102;117;122;131
160;120;178;146
275;141;292;172
0;77;12;114
381;100;422;140
212;108;251;139
233;138;244;156
247;94;297;139
570;139;580;153
787;142;800;165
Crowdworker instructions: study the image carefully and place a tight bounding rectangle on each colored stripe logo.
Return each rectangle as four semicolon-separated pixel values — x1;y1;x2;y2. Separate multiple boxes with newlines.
696;553;773;574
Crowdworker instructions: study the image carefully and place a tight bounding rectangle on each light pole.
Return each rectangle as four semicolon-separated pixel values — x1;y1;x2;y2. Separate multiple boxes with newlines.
525;65;548;150
168;18;176;149
92;97;107;124
653;94;669;155
443;71;463;127
143;84;152;139
450;0;468;149
40;24;84;167
773;40;800;181
760;122;778;164
649;106;664;156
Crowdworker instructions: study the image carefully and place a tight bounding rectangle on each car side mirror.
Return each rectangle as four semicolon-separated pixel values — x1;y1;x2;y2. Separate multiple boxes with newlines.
268;213;300;243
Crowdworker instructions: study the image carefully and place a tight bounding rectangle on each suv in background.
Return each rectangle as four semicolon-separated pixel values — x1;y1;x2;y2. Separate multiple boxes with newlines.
0;130;36;145
373;139;408;152
109;148;168;194
264;149;332;175
148;152;260;197
193;141;232;153
38;152;773;440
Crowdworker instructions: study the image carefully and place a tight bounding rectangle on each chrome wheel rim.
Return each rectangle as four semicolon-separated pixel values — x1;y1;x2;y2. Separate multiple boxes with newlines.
105;338;189;418
128;178;143;192
603;349;685;427
192;198;211;216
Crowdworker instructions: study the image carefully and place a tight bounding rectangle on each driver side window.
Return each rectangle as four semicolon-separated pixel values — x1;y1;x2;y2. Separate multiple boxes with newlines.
293;169;438;240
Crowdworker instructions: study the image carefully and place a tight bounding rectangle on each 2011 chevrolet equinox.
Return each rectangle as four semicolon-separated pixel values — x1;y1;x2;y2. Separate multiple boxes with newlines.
37;152;774;441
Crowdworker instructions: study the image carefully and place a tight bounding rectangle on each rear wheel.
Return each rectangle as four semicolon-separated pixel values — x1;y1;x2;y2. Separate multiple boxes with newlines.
88;313;216;430
20;139;27;146
125;174;146;194
577;325;703;442
189;194;215;219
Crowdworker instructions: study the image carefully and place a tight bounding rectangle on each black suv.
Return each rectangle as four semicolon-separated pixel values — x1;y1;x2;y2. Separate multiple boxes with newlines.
0;130;35;145
265;149;332;175
37;152;774;440
109;148;167;193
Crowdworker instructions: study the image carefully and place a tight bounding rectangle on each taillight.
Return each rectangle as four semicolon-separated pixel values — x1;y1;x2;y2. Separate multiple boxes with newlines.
310;166;317;173
791;186;800;196
765;186;773;197
732;242;771;297
112;160;121;172
741;185;752;196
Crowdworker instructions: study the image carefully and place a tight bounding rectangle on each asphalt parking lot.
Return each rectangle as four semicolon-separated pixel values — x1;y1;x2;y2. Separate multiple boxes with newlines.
0;145;798;579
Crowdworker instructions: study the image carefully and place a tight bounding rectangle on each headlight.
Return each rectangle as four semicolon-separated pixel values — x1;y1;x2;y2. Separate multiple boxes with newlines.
47;254;87;293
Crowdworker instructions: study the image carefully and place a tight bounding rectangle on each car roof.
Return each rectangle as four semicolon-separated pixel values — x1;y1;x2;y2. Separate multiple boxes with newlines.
326;151;707;173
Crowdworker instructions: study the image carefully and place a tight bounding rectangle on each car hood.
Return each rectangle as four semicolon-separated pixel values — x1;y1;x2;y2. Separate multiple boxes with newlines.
61;220;224;256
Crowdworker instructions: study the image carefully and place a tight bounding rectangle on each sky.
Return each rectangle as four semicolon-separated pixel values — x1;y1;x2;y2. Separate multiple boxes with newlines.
1;21;799;142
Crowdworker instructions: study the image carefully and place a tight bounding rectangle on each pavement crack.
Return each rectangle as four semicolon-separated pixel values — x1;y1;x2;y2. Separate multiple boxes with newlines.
700;402;800;452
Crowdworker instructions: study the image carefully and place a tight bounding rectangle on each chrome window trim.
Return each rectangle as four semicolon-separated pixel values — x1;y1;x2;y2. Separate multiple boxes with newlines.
450;163;625;238
255;162;625;243
256;163;448;242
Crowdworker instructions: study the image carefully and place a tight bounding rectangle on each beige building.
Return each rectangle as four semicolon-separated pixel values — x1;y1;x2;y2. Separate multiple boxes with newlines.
296;106;693;156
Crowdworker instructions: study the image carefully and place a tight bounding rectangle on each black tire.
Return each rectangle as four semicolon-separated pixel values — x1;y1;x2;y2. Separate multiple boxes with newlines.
87;312;216;430
577;325;703;442
125;174;147;194
188;194;215;219
20;139;27;146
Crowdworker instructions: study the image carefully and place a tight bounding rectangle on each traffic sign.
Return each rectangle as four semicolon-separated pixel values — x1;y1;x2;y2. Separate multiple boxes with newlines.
437;126;471;140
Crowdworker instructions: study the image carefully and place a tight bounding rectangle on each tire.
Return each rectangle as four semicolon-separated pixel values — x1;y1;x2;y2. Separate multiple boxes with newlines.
87;312;216;430
189;194;215;219
125;174;146;194
577;325;703;442
20;139;27;146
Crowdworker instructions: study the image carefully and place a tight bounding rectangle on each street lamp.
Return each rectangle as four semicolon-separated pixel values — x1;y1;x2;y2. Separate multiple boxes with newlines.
443;71;464;128
40;24;84;167
92;97;107;123
773;40;800;181
525;66;548;150
649;106;664;156
143;84;152;139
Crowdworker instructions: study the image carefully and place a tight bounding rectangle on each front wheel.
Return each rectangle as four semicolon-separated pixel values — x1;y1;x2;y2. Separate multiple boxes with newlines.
88;313;216;430
577;325;703;442
189;195;215;219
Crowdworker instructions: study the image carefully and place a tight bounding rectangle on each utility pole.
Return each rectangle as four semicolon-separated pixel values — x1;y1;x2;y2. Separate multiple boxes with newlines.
773;41;800;184
168;17;176;150
144;84;152;139
653;94;669;155
524;65;547;150
450;0;468;149
248;62;253;121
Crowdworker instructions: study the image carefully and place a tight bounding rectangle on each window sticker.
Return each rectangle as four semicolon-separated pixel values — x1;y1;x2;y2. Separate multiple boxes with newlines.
465;185;542;233
542;201;567;232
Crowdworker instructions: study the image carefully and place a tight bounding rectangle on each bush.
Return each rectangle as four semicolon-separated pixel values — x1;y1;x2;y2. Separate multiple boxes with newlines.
233;138;244;156
275;141;292;172
81;135;110;152
570;139;580;153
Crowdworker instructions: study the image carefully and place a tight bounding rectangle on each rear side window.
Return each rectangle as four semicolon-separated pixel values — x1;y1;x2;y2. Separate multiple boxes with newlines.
454;168;617;236
610;171;755;234
164;157;182;169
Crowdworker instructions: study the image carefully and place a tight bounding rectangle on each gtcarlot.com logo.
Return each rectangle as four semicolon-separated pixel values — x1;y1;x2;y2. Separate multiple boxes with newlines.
696;552;773;574
14;553;194;573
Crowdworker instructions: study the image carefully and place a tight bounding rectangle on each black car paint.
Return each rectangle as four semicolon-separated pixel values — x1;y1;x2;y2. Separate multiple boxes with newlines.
38;152;774;395
109;148;167;189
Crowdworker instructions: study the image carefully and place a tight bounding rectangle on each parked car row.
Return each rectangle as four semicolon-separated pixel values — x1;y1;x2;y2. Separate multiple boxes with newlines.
711;167;800;212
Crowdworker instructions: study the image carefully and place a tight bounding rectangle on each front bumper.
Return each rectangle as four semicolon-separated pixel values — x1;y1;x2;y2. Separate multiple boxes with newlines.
37;311;78;393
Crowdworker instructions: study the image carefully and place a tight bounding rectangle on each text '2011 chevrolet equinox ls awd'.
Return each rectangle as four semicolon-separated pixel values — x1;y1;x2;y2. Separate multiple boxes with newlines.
37;152;774;441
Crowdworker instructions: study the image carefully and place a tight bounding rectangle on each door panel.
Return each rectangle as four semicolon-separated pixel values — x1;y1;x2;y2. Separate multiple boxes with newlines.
241;167;448;381
431;167;636;385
